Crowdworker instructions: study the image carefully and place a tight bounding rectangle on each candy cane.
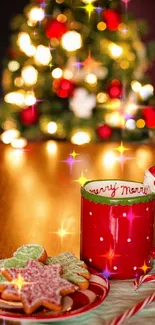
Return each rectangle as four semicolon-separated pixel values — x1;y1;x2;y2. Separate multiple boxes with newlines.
133;274;155;290
106;292;155;325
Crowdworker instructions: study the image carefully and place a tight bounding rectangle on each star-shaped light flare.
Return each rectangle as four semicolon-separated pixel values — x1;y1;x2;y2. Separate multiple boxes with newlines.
139;261;151;275
52;222;73;243
115;142;129;155
75;171;89;186
10;273;33;294
80;1;96;19
62;154;81;172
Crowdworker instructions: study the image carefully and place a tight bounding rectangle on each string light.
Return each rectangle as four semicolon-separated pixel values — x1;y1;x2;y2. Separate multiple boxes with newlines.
24;91;36;106
131;81;142;92
105;112;124;127
47;122;57;134
11;138;27;149
52;68;63;79
85;73;97;85
34;45;52;66
28;7;45;23
139;84;154;100
1;129;20;144
4;91;25;106
71;131;91;145
97;92;108;103
61;31;82;52
8;61;20;72
24;45;36;57
21;66;38;86
109;43;123;58
17;32;31;52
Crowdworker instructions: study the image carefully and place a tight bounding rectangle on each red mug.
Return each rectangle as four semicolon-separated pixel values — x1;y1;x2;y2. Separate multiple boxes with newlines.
81;180;155;279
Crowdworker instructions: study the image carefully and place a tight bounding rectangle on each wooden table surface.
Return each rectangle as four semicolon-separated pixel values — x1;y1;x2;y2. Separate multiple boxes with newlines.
0;140;155;260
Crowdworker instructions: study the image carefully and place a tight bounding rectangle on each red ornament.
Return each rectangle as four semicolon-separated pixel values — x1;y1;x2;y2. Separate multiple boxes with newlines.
103;9;120;31
96;124;112;139
143;107;155;128
149;166;155;176
53;78;75;98
108;79;122;98
45;19;67;39
20;106;39;125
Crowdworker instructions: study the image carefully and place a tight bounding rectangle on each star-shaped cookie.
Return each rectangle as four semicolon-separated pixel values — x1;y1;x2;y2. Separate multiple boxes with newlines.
45;252;91;290
0;259;75;314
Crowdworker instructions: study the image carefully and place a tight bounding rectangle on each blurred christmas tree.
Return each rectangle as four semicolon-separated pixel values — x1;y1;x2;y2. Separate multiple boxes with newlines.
1;0;155;147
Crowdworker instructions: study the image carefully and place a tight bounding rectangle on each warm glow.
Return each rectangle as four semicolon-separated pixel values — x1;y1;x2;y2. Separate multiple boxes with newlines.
97;22;106;31
28;7;45;23
46;141;57;155
21;66;38;86
47;122;58;134
11;138;27;149
85;73;97;85
61;31;82;52
34;45;52;66
131;81;142;92
17;32;31;51
136;119;145;129
136;147;153;169
125;103;138;115
52;68;63;79
14;77;24;87
1;129;20;144
103;151;117;167
8;61;20;72
105;112;124;127
71;131;91;145
109;43;123;58
4;91;25;106
24;45;36;57
139;84;154;100
24;91;36;106
97;92;108;103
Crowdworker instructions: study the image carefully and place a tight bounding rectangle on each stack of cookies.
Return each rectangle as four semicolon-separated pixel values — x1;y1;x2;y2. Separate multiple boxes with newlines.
0;244;91;315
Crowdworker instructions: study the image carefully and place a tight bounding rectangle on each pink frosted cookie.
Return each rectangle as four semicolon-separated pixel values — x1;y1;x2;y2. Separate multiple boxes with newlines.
1;260;75;314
